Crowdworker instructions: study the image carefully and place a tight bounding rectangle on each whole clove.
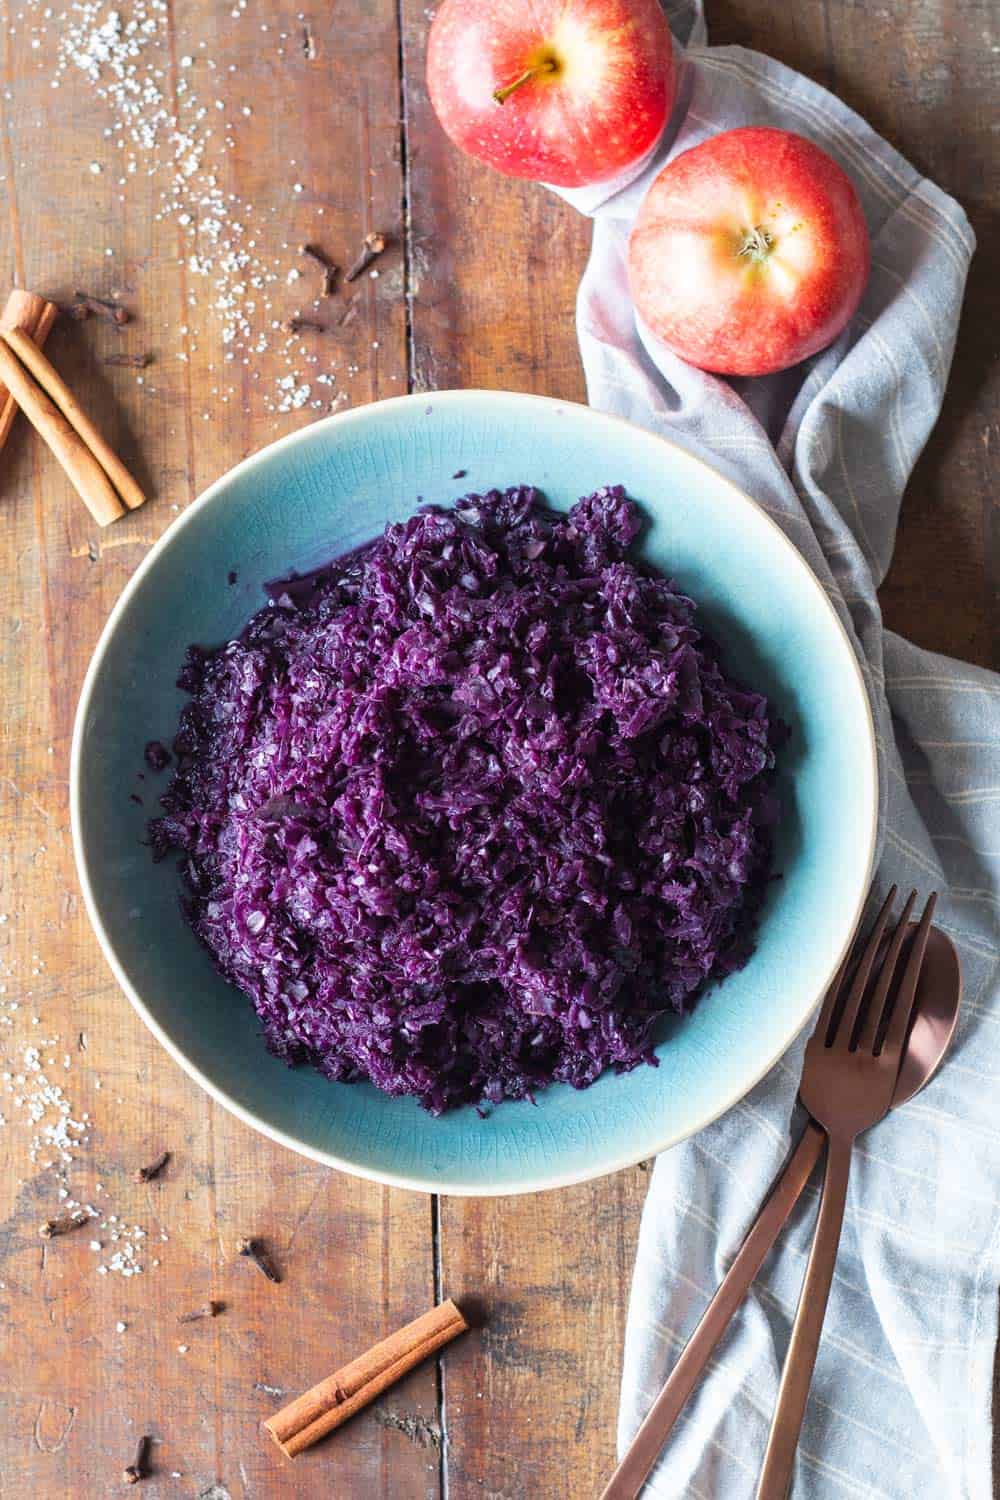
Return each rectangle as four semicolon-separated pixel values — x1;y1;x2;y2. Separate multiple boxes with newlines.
177;1300;223;1324
39;1212;87;1239
123;1433;150;1485
134;1150;171;1184
301;243;338;296
283;315;331;335
102;352;151;369
73;291;130;325
237;1236;281;1283
344;231;386;283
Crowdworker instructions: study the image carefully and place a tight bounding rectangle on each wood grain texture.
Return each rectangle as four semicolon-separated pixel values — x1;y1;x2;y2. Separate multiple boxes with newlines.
0;2;437;1498
0;0;995;1497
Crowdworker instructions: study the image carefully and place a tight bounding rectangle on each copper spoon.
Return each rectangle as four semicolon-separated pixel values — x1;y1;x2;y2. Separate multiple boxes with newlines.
600;908;960;1500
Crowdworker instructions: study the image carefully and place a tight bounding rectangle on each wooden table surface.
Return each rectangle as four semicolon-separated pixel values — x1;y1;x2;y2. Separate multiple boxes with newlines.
0;0;995;1496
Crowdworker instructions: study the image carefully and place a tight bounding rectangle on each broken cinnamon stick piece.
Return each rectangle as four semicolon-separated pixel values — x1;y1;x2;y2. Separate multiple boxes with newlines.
1;326;146;512
0;339;125;526
0;290;58;455
263;1299;469;1459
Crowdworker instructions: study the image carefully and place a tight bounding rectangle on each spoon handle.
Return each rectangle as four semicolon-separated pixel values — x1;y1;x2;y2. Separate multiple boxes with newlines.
756;1132;854;1500
599;1121;825;1500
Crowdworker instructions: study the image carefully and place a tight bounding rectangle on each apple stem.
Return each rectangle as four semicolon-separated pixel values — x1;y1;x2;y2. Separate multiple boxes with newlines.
493;59;557;106
737;226;774;262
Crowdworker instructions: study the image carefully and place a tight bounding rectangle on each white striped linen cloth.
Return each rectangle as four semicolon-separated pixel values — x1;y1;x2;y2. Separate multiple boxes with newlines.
555;3;999;1495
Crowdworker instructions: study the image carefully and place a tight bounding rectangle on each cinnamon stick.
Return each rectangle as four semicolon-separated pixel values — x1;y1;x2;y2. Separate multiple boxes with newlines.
1;326;145;511
0;290;58;454
0;340;125;526
263;1298;469;1459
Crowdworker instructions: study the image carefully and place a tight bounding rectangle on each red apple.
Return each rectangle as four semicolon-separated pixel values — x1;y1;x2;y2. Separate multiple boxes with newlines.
628;128;870;375
426;0;676;189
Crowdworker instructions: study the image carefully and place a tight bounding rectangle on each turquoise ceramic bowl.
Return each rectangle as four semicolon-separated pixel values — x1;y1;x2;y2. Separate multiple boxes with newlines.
71;391;876;1195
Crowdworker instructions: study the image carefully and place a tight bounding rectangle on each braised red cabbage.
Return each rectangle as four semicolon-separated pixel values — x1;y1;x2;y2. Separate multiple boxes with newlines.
149;486;783;1113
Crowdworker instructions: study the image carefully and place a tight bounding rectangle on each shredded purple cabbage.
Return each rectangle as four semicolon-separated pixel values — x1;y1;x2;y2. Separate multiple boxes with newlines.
149;486;783;1113
144;739;172;771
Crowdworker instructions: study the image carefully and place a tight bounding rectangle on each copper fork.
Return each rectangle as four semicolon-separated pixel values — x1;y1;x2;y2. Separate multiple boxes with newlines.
599;904;953;1500
755;886;936;1498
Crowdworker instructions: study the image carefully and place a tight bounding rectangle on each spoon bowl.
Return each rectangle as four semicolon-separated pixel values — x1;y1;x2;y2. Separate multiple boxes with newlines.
893;924;961;1105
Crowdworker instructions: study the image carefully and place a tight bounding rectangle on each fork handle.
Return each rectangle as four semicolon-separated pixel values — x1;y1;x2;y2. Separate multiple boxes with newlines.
755;1132;854;1500
598;1122;825;1500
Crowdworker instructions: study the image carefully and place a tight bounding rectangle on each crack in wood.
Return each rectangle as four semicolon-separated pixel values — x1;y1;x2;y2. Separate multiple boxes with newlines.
278;1173;326;1258
252;1381;285;1399
32;1398;77;1453
374;1406;442;1448
71;532;157;561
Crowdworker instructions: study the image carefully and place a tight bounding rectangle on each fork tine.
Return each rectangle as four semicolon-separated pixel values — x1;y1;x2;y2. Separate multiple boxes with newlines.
855;890;917;1053
814;907;882;1045
827;886;897;1047
878;892;938;1066
813;948;854;1047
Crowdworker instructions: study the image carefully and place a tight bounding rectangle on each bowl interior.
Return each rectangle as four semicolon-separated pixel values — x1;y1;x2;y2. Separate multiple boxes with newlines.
72;391;875;1193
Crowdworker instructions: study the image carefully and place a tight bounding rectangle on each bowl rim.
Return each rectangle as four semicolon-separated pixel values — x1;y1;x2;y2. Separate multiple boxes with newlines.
70;388;878;1196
